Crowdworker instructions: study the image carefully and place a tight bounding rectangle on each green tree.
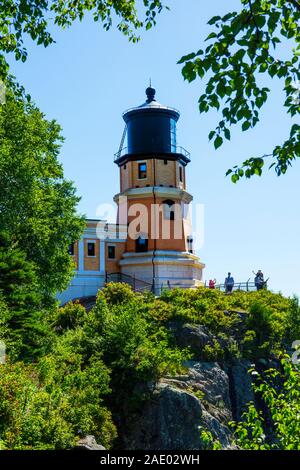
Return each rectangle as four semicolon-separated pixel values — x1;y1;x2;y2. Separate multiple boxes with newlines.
0;89;85;300
0;0;165;79
1;1;299;181
179;0;300;180
0;231;51;360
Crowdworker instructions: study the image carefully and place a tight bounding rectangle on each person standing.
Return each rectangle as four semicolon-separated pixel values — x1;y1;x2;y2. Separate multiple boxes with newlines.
209;279;216;289
225;272;234;294
254;270;264;291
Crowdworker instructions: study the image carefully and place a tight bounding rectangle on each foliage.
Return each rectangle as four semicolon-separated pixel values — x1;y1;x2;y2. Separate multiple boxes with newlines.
0;231;51;360
86;287;189;393
199;427;222;450
1;282;300;449
52;301;88;332
231;356;300;449
0;0;166;78
285;296;300;344
179;0;300;180
0;88;85;299
0;356;115;450
159;287;296;359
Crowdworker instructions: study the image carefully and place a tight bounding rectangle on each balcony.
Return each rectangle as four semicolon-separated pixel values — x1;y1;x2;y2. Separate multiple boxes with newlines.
114;145;191;162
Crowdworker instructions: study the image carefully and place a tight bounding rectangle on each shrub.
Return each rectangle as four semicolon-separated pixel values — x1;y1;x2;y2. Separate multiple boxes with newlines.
231;357;300;450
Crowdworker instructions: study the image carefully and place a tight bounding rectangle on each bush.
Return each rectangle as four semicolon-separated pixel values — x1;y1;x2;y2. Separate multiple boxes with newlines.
231;357;300;450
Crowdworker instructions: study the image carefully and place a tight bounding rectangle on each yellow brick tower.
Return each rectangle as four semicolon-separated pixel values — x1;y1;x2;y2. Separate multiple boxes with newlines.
113;87;205;293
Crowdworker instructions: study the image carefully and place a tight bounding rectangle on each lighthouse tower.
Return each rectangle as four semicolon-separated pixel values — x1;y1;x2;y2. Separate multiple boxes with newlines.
114;87;205;293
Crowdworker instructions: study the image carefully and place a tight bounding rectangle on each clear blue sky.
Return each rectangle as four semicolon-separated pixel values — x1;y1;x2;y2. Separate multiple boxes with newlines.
8;0;300;298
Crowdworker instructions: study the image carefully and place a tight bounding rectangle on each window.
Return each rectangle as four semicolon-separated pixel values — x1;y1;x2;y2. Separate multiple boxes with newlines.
68;243;75;256
187;236;193;254
164;159;168;165
179;166;183;183
108;245;116;260
136;237;148;253
138;162;147;179
163;199;175;221
124;164;127;170
170;118;177;151
87;242;95;257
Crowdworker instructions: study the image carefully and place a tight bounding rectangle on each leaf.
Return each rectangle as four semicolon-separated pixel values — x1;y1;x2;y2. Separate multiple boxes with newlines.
242;121;251;131
224;128;231;140
214;135;223;149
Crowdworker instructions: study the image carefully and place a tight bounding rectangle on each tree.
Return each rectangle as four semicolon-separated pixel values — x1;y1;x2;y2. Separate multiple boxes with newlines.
0;231;51;359
0;0;165;79
1;2;298;181
0;88;85;299
179;0;300;181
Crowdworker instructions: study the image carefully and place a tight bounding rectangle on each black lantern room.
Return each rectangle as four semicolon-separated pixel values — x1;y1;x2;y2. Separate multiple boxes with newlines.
114;87;190;166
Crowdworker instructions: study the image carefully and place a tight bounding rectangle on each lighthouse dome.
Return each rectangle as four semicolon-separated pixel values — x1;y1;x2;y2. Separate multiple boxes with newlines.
122;87;180;157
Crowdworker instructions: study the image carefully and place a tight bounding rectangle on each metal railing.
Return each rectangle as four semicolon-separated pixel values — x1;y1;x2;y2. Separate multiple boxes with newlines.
205;280;267;292
114;145;191;161
105;272;153;293
122;104;180;117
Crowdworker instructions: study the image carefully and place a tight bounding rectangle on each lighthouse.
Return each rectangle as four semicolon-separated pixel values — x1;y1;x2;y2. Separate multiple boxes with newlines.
113;87;205;293
57;87;205;304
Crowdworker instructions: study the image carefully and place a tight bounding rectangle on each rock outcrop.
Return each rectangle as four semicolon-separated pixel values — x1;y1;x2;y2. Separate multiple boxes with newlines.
123;362;234;450
75;435;106;450
122;321;255;450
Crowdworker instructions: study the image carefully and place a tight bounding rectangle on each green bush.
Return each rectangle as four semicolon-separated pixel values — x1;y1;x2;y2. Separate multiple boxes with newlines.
231;356;300;450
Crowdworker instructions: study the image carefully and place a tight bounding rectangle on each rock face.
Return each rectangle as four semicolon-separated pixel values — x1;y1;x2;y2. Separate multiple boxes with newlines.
123;362;233;450
75;435;106;450
168;323;214;359
226;360;254;421
122;321;256;450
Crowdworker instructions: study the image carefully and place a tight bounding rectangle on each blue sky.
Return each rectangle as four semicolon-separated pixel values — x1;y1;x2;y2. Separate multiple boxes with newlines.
8;0;300;297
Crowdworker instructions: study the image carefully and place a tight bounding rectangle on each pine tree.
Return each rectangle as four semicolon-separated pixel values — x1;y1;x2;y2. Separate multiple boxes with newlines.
0;231;51;360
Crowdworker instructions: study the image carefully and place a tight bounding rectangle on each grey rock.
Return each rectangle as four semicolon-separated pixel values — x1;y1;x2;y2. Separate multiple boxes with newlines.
123;362;233;450
227;360;254;421
75;435;106;451
169;323;215;358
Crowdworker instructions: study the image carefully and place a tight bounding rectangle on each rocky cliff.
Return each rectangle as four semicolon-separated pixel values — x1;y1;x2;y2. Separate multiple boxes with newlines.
121;324;256;450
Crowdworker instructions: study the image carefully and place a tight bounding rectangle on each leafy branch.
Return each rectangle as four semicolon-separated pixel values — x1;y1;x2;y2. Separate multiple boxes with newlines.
0;0;166;79
179;0;300;181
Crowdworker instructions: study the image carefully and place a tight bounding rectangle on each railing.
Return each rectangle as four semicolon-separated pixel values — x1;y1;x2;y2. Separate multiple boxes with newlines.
205;280;267;292
114;145;191;162
122;104;180;117
105;272;153;293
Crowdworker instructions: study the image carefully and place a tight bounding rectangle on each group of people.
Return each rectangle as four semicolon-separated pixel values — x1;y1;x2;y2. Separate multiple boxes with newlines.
208;270;267;294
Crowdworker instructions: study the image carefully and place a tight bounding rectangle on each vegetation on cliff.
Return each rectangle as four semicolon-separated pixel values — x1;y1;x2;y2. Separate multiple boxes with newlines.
0;280;300;449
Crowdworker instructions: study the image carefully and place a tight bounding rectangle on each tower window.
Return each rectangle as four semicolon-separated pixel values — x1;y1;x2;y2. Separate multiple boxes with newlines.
108;245;116;260
164;160;168;165
163;200;176;221
179;166;183;183
136;237;148;253
138;162;147;179
124;164;127;170
187;236;193;254
68;243;75;256
87;242;96;257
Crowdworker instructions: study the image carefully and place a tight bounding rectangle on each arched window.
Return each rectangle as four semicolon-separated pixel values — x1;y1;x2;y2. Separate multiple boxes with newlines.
135;236;148;253
163;200;176;221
